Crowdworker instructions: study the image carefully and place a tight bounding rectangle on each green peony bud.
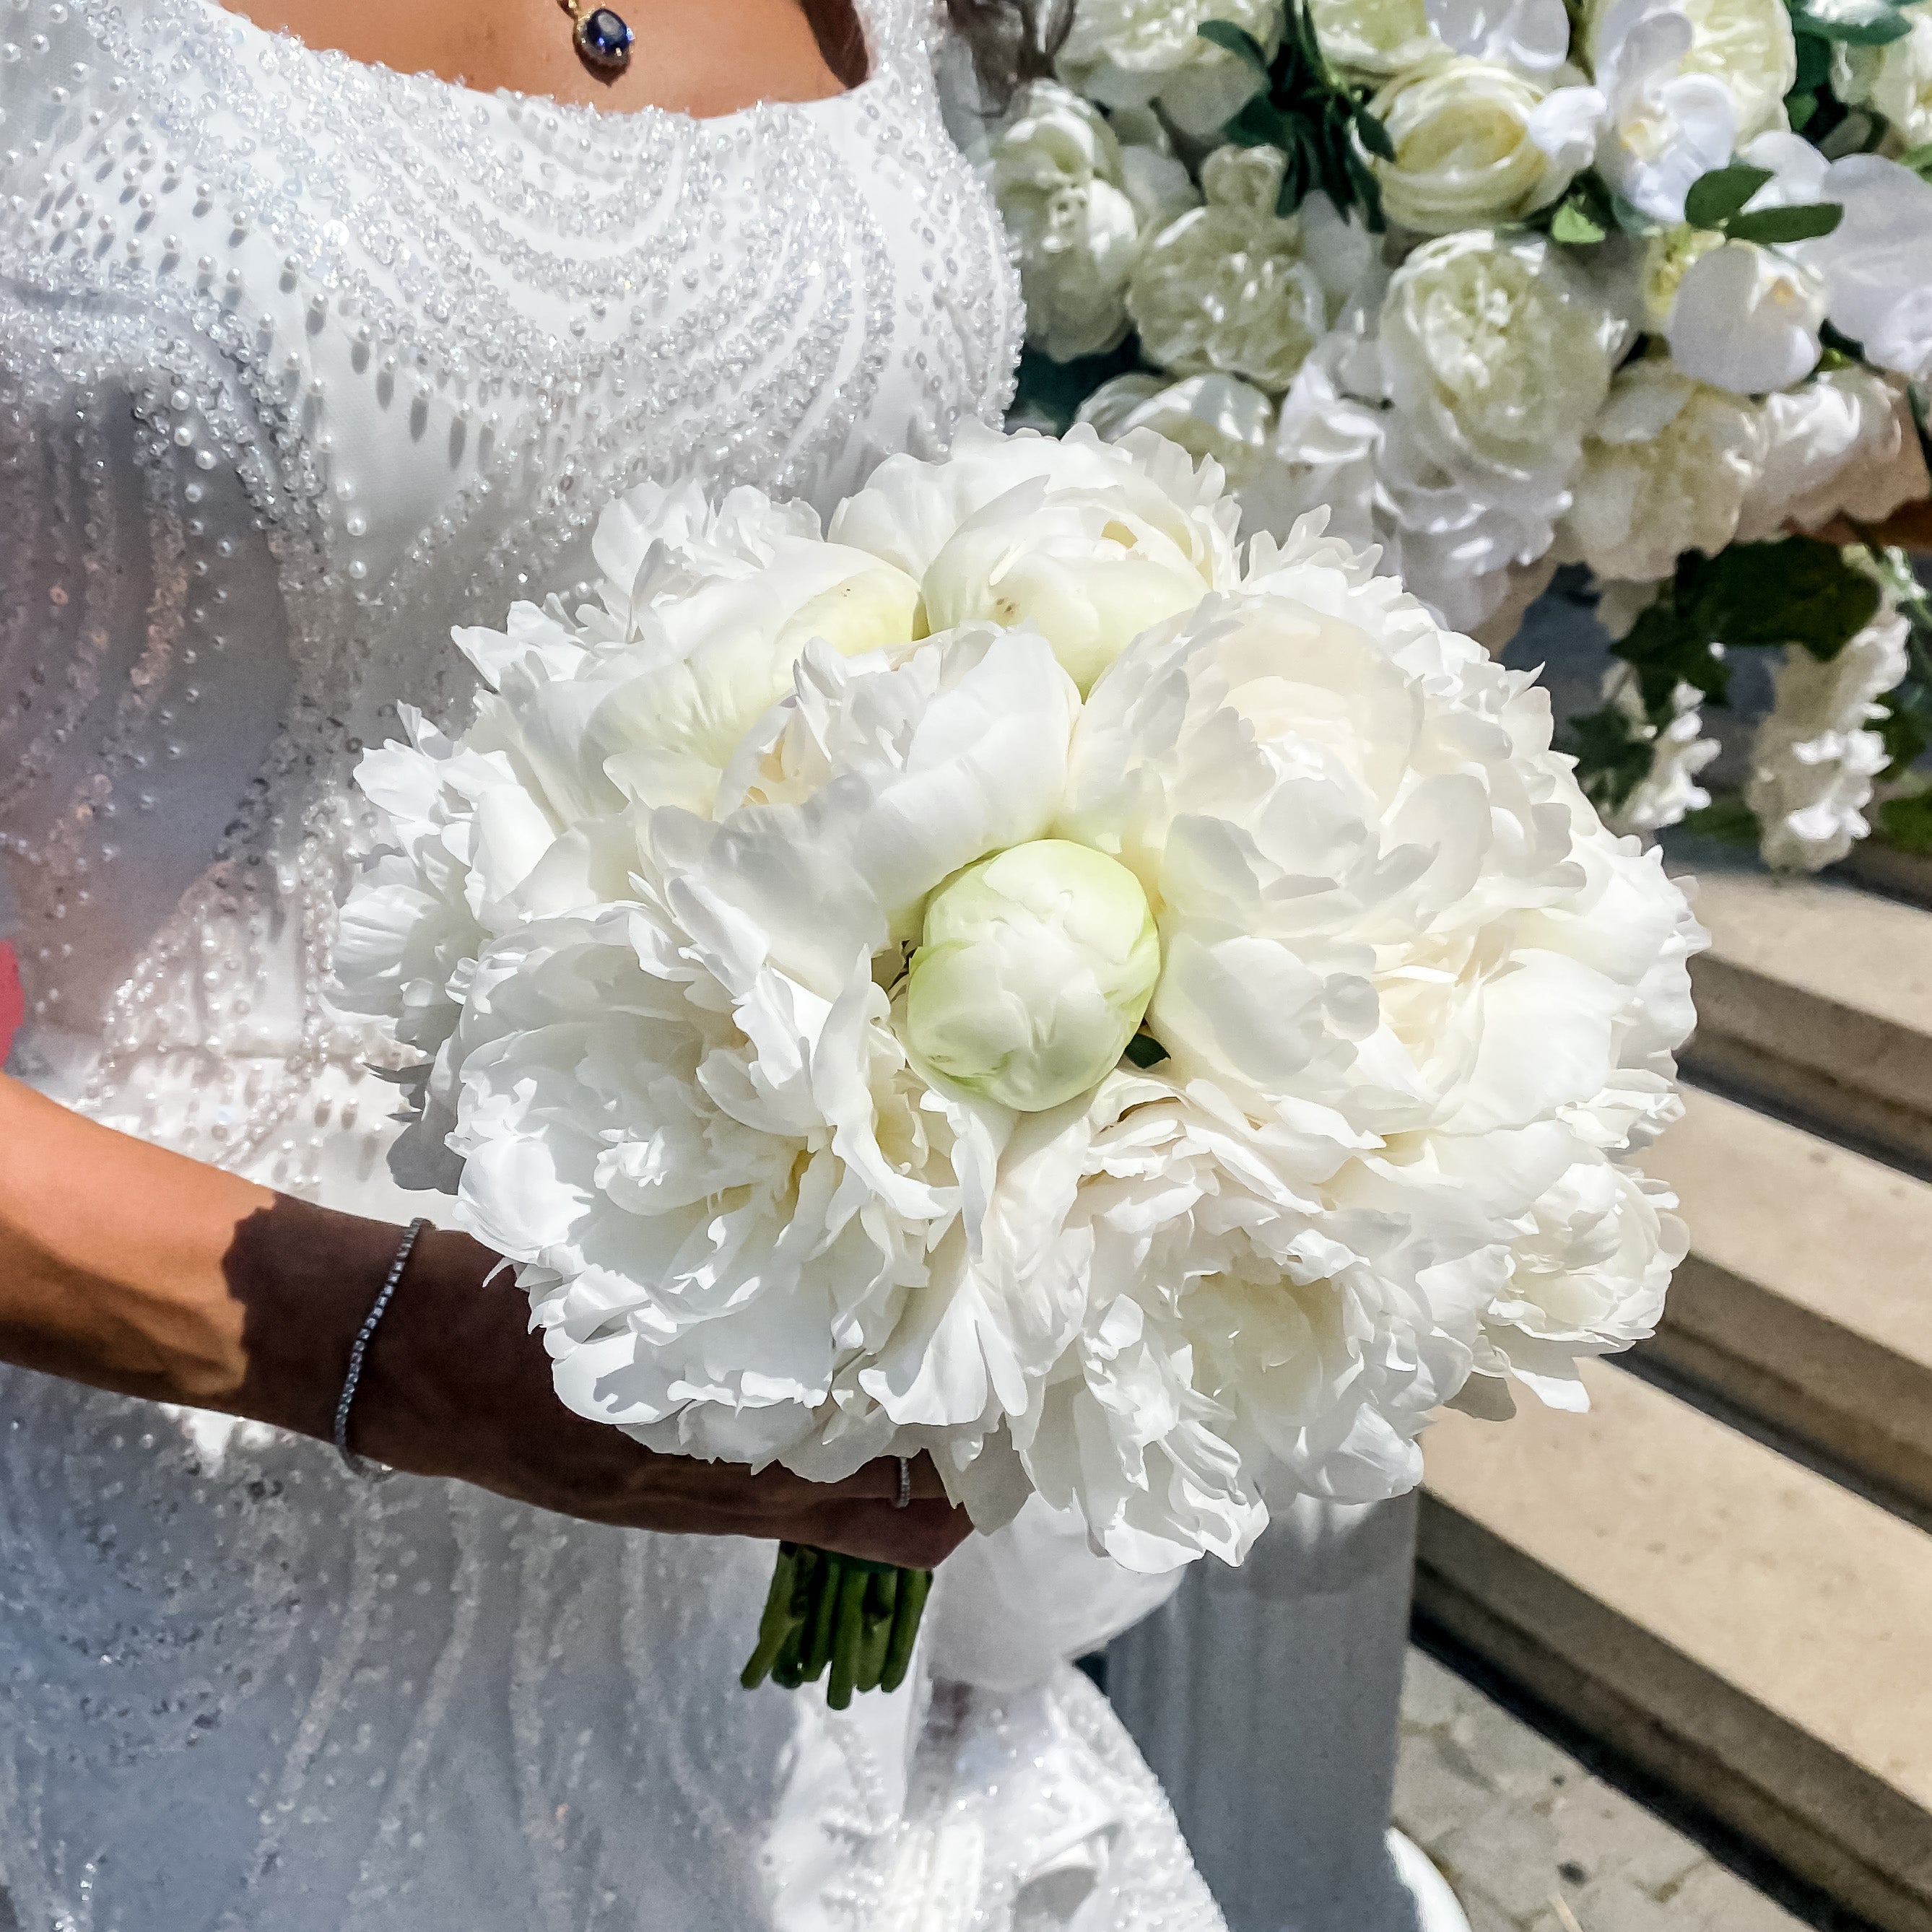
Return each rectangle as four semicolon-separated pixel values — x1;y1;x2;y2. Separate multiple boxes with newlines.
905;839;1161;1112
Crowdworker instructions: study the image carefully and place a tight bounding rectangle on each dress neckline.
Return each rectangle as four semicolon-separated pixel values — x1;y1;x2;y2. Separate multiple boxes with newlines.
182;0;887;137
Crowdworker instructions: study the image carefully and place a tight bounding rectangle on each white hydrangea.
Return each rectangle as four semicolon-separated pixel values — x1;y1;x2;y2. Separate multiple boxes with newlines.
1127;145;1333;393
1058;0;1285;136
341;433;1704;1572
1747;587;1910;870
983;81;1199;362
1557;360;1767;581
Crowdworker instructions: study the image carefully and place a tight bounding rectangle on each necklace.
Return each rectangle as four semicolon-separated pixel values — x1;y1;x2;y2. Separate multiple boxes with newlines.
557;0;634;77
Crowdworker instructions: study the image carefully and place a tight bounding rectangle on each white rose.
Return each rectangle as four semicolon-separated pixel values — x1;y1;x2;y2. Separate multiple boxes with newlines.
1665;240;1829;393
832;419;1244;695
1748;591;1910;870
905;840;1162;1111
1312;0;1444;76
1127;145;1332;392
1736;365;1932;540
1076;369;1281;488
1834;3;1932;148
1585;0;1796;143
1058;0;1285;136
1378;230;1626;484
1557;360;1767;579
1365;56;1582;233
985;81;1199;362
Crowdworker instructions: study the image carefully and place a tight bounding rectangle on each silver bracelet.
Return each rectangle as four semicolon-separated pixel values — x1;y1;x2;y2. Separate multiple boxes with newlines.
334;1217;429;1481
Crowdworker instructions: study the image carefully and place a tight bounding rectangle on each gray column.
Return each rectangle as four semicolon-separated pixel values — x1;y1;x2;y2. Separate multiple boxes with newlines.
1106;1492;1424;1932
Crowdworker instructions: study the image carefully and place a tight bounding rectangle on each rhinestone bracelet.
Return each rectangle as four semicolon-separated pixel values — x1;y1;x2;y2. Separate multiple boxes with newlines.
334;1217;430;1480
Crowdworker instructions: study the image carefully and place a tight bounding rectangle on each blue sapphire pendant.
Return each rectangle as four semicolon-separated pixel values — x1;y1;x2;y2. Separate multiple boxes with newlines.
567;2;633;77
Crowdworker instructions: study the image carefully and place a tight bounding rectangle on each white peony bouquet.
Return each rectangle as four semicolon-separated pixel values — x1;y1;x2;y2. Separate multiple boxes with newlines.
336;425;1704;1701
982;0;1932;875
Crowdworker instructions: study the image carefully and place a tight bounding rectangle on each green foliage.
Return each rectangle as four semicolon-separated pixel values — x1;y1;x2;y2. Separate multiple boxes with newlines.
1878;791;1932;852
1570;703;1659;817
1788;0;1916;44
1011;341;1142;423
1570;539;1892;820
1904;142;1932;180
1681;162;1842;243
1204;2;1390;231
1682;795;1765;847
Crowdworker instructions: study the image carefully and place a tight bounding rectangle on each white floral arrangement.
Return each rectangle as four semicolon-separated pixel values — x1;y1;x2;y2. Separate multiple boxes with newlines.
335;427;1703;1699
981;0;1932;871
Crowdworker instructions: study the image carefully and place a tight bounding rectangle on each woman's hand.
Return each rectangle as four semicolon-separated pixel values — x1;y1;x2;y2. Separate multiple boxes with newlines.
0;1076;970;1567
324;1217;972;1569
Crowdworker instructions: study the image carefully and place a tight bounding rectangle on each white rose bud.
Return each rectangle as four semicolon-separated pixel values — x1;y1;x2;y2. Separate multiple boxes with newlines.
905;840;1161;1112
985;81;1198;362
1366;56;1581;232
1128;145;1329;393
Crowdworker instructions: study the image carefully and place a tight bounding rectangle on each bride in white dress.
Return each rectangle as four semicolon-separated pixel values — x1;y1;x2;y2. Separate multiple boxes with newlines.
0;0;1224;1924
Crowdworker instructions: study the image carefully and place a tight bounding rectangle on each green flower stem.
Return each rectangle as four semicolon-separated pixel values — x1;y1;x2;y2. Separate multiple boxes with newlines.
739;1545;936;1703
825;1565;871;1710
879;1567;931;1694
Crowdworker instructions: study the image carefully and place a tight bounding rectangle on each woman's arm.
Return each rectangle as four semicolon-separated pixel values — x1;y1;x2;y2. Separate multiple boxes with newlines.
0;1075;967;1565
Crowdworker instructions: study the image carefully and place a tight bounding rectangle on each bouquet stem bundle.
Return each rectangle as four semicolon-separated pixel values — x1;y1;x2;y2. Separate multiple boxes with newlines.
739;1544;932;1707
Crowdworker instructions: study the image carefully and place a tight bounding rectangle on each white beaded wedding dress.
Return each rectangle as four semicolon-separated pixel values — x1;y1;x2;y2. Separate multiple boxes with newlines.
0;2;1224;1926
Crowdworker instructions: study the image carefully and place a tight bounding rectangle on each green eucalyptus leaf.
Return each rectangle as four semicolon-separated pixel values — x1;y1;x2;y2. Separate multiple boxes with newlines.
1723;199;1845;243
1354;106;1396;161
1196;18;1274;71
1793;30;1834;86
1227;95;1294;147
1684;162;1775;229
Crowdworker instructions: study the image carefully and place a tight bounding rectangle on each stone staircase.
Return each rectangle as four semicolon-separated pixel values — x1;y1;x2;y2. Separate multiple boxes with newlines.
1414;855;1932;1932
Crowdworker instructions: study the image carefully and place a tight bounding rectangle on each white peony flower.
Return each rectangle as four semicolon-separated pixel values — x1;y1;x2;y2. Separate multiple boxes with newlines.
1736;365;1932;539
983;82;1199;362
1602;672;1722;835
1365;56;1583;233
1557;360;1767;579
832;419;1244;695
1834;3;1932;149
1665;240;1829;394
1378;229;1626;487
905;840;1162;1111
342;432;1704;1579
1314;0;1445;73
1748;586;1910;869
1058;0;1285;136
1127;145;1332;393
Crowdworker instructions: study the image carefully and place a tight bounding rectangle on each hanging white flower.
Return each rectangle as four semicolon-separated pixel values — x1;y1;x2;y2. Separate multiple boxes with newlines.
983;81;1199;362
1057;0;1285;137
1603;672;1723;835
1557;360;1767;580
1747;583;1910;870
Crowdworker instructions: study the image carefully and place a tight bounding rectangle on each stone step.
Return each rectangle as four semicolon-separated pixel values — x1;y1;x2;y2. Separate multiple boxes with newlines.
1838;841;1932;913
1640;1082;1932;1515
1679;863;1932;1171
1415;1361;1932;1932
